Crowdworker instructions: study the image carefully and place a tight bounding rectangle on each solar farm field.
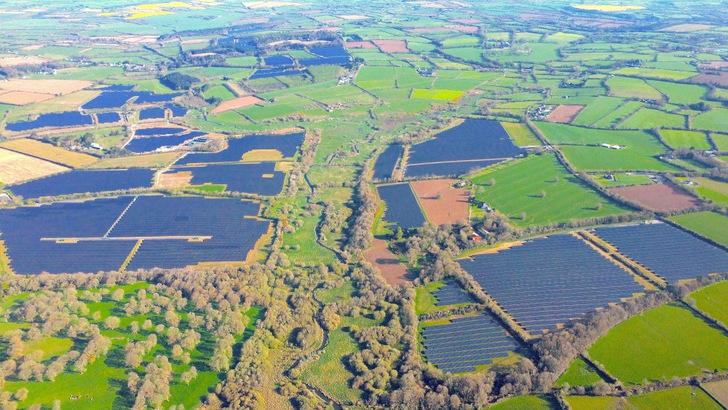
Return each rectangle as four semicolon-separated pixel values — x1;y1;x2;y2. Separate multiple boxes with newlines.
593;222;728;283
587;303;728;384
670;212;728;249
431;281;474;306
376;183;426;230
458;234;645;335
404;119;525;178
470;154;629;227
167;163;286;196
421;314;518;373
0;196;271;274
372;144;403;181
7;169;155;199
176;132;304;164
125;132;207;153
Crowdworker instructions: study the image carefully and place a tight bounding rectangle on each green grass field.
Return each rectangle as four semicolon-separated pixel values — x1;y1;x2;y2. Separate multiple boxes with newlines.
694;108;728;133
595;173;654;187
556;356;603;387
490;395;558;409
567;386;720;410
470;154;629;227
691;281;728;328
592;101;644;129
571;97;625;126
414;281;472;315
671;211;728;248
617;108;686;130
411;88;465;102
501;122;542;146
613;67;698;81
661;130;712;150
646;80;708;105
588;303;728;384
606;76;663;100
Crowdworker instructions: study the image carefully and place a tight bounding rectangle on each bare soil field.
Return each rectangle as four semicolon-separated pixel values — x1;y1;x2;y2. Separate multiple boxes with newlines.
698;61;728;70
703;379;728;407
0;139;97;168
345;41;377;49
662;24;714;32
157;171;192;188
0;148;69;184
546;105;585;123
0;79;92;95
0;55;49;68
210;96;263;114
364;238;414;286
373;40;409;53
691;73;728;87
0;91;54;105
411;179;469;226
448;25;479;33
339;14;370;20
452;18;480;24
610;183;700;212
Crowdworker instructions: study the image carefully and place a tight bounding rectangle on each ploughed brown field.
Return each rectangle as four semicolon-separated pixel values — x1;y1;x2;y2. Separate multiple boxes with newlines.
691;72;728;87
364;238;414;286
372;39;409;53
546;105;585;123
411;179;470;226
210;96;263;114
610;183;701;212
345;41;377;49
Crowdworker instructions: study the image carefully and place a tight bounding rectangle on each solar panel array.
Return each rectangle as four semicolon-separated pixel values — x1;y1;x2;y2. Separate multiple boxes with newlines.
109;196;270;271
0;196;271;274
170;163;285;196
594;223;728;283
96;112;121;124
176;132;305;165
421;314;518;373
8;169;155;199
377;183;426;230
0;197;137;274
458;234;645;336
372;144;403;181
405;159;504;179
432;282;474;306
139;107;166;120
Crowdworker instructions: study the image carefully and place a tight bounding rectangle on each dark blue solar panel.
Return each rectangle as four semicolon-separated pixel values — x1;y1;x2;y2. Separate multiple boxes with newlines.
139;107;166;121
133;92;182;104
96;112;122;124
0;197;137;274
406;119;524;174
264;55;294;67
405;159;504;178
135;127;185;136
594;223;728;283
250;68;306;80
421;314;517;373
171;163;285;196
166;104;188;118
433;282;473;306
377;183;426;230
8;169;155;199
458;234;645;336
175;133;304;164
82;91;137;110
5;112;93;132
372;144;403;181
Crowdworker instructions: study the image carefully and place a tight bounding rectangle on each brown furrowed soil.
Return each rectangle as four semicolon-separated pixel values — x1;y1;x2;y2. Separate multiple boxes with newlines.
411;179;470;226
364;238;414;286
546;105;585;123
610;183;700;212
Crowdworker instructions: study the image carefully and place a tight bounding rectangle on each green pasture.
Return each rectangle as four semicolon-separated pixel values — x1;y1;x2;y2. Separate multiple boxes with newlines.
588;303;728;384
470;154;629;227
671;212;728;249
